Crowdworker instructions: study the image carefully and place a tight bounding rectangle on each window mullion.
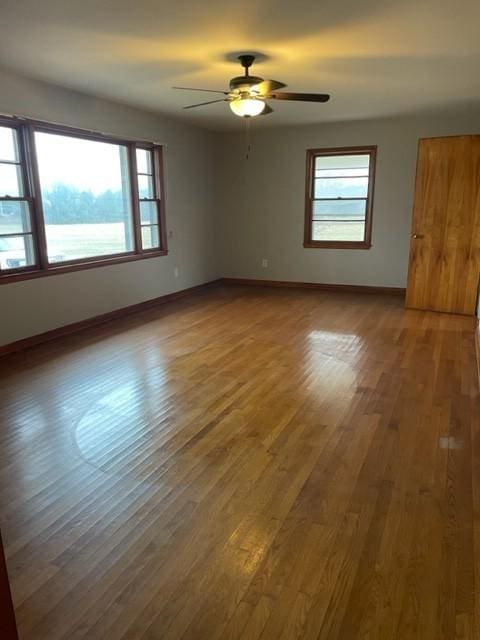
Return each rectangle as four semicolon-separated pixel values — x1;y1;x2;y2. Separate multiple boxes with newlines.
306;152;314;244
22;124;49;269
127;144;143;254
153;146;167;252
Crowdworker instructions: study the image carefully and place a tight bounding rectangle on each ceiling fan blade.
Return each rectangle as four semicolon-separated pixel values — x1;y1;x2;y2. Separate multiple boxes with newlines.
173;86;228;95
269;92;330;102
260;104;274;115
183;99;228;110
252;79;287;94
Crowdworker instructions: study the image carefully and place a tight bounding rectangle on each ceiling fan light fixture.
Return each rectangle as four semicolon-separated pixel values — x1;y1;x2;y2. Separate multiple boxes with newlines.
229;97;266;117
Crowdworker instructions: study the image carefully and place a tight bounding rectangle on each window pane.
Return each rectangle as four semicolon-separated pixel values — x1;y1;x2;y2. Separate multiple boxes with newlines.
0;234;35;270
0;200;31;233
0;163;23;197
313;199;366;220
138;174;154;199
315;167;369;178
312;221;366;242
141;224;160;250
314;177;368;199
0;126;19;162
136;148;152;174
140;200;158;225
315;154;370;172
35;131;134;262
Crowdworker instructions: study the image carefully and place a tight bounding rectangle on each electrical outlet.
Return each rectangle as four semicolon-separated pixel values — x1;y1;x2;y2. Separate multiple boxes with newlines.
262;259;268;268
168;229;174;238
174;267;179;278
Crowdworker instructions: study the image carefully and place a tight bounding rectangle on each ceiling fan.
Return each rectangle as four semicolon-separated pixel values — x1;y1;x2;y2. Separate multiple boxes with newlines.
173;54;330;118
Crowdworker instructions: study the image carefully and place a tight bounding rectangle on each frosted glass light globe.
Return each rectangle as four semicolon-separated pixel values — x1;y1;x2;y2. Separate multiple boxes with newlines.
229;98;266;117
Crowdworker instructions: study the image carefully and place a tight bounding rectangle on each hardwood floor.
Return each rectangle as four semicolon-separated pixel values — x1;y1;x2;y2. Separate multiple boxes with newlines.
0;284;478;640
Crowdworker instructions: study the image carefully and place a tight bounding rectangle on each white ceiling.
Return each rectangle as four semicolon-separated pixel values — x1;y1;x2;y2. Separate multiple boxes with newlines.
1;0;480;131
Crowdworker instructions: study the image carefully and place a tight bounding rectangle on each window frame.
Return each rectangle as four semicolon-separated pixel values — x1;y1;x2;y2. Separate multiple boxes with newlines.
0;116;168;284
132;144;167;254
303;145;377;250
0;124;38;271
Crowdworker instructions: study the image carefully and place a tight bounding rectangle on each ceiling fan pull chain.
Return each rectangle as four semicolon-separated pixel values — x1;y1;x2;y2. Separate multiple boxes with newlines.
245;116;251;160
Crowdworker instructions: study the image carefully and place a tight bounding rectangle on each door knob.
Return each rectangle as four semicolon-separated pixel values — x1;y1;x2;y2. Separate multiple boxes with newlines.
412;234;424;239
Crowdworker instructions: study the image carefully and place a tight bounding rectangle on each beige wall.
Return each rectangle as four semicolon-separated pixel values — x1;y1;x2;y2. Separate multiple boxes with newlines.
0;68;221;346
217;111;480;288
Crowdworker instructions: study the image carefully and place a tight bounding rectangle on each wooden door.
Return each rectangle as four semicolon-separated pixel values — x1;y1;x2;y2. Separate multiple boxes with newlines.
406;135;480;314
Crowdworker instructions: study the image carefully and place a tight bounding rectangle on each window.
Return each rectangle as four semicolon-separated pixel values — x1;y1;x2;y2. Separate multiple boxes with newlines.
135;147;163;251
0;126;36;270
0;117;167;282
35;131;135;263
304;146;376;249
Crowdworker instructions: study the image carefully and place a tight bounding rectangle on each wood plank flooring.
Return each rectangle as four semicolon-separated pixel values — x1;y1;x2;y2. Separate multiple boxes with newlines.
0;284;479;639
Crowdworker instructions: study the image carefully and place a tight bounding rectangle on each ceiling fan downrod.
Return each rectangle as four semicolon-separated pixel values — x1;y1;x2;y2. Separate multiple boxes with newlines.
238;54;255;77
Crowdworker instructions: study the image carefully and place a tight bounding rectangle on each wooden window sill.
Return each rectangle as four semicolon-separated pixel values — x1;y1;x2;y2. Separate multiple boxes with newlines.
303;241;372;250
0;249;168;284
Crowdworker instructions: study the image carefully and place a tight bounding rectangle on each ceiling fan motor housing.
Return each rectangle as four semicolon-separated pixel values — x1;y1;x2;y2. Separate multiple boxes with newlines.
229;75;263;92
